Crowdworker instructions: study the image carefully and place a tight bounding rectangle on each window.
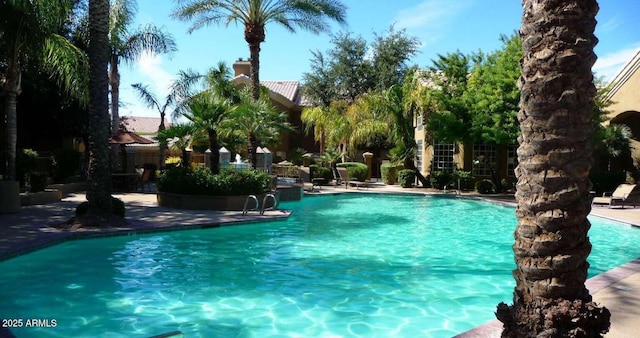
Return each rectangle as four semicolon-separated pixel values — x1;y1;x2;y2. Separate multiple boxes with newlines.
472;144;497;176
506;145;518;177
416;139;423;170
416;114;423;131
432;143;455;172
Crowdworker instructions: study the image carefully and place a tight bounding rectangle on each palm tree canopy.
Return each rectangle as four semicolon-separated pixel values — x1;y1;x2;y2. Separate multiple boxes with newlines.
173;0;347;37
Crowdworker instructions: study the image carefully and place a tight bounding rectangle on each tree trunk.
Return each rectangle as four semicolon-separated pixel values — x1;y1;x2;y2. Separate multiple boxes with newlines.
208;129;220;174
109;54;121;170
3;56;21;182
158;113;166;169
496;1;610;336
248;133;258;169
403;158;428;187
245;23;265;102
86;0;114;221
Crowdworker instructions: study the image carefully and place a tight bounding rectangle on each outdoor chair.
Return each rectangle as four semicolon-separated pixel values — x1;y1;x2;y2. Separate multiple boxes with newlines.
592;183;640;208
336;167;368;190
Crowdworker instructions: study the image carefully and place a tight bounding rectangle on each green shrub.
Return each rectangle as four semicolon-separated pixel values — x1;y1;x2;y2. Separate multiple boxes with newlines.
75;197;126;218
589;170;626;195
475;179;496;194
430;171;452;189
337;162;368;181
16;148;39;187
452;170;474;190
398;169;416;188
52;148;81;183
29;172;48;192
309;165;333;185
381;163;403;185
157;167;271;196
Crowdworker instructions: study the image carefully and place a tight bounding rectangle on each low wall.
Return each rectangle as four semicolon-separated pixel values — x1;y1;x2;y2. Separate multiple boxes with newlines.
20;189;63;206
157;192;270;211
46;182;86;195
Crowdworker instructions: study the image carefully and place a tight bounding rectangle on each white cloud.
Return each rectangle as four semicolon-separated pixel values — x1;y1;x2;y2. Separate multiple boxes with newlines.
593;44;640;82
120;53;176;118
392;0;472;45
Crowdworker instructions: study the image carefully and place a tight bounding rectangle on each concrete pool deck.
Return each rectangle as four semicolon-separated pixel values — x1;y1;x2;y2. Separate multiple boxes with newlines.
1;183;639;337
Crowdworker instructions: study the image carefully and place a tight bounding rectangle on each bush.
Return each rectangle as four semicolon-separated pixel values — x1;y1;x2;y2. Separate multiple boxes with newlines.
16;148;39;186
309;165;333;185
52;148;81;183
452;170;474;190
476;179;496;194
590;170;626;195
381;163;403;185
75;197;126;218
337;162;368;181
398;169;416;188
29;172;48;192
430;171;452;190
157;166;271;196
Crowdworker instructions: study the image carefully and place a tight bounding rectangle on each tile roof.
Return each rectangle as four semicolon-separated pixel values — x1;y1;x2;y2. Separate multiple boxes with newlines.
233;75;310;107
121;116;171;135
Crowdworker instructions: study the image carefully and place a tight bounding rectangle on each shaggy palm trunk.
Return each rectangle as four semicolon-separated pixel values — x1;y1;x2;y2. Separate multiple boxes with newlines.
3;56;21;182
208;129;220;174
86;0;113;219
496;1;610;336
109;55;121;170
248;133;258;170
158;116;166;169
245;24;265;102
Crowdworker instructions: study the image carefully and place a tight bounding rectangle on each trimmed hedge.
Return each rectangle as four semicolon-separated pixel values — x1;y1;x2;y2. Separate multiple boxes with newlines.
475;179;496;194
381;163;403;185
337;162;368;181
430;171;452;189
75;197;126;218
398;169;416;188
157;166;271;196
309;165;333;185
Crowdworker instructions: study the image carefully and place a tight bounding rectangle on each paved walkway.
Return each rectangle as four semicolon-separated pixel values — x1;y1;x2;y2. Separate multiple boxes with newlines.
1;184;639;337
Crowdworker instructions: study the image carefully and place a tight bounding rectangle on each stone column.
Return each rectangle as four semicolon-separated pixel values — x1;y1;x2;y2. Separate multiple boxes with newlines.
363;152;373;181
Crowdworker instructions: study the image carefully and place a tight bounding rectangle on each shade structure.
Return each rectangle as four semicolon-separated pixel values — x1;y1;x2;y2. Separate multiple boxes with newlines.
109;130;154;145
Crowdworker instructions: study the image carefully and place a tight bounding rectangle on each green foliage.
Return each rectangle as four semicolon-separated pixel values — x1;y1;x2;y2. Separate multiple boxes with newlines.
589;170;627;196
398;169;416;188
381;162;403;185
309;165;333;185
475;179;497;194
16;149;39;187
337;162;368;181
452;170;474;190
75;197;126;218
157;167;271;196
28;172;48;192
429;171;453;190
52;148;81;183
289;148;306;165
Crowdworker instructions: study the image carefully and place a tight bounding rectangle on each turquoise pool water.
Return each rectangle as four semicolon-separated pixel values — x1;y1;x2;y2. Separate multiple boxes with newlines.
2;194;640;337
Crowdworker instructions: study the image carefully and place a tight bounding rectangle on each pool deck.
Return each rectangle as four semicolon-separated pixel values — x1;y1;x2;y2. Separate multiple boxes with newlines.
1;182;640;337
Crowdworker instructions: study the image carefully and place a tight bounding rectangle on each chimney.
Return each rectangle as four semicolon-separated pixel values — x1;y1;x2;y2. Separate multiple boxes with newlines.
233;57;251;77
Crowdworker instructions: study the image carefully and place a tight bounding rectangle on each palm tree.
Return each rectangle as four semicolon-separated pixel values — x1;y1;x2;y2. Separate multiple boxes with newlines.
108;0;177;133
85;0;116;221
495;1;610;336
1;0;88;182
130;82;174;168
172;0;347;101
158;123;197;167
223;88;293;168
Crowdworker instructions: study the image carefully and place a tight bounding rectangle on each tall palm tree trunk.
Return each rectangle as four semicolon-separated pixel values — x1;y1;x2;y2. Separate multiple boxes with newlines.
496;1;610;336
3;56;21;182
158;117;166;169
208;129;220;174
86;0;114;219
248;133;258;169
245;24;265;101
109;55;121;170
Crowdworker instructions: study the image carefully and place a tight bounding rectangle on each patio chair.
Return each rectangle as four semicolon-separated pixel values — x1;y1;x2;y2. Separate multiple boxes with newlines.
336;167;368;190
592;183;640;208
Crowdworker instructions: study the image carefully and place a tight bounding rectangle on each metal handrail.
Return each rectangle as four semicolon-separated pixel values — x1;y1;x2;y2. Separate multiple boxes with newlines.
242;195;259;215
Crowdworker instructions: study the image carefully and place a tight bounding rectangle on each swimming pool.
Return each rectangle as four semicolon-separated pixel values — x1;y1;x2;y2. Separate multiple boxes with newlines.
2;194;640;337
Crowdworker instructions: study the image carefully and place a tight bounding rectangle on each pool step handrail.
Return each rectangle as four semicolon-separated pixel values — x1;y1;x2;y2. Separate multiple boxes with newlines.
260;193;278;215
242;195;259;215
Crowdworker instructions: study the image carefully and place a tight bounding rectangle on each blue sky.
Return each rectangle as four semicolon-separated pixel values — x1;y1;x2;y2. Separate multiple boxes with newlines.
119;0;640;119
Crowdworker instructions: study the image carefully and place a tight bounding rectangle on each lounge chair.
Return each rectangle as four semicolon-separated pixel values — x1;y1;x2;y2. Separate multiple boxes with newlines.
336;167;368;190
592;184;640;208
